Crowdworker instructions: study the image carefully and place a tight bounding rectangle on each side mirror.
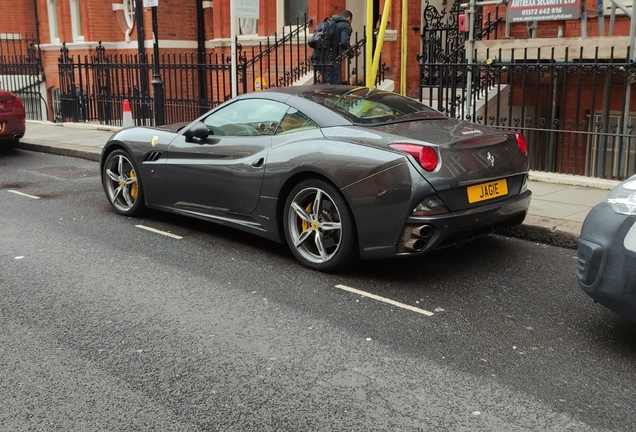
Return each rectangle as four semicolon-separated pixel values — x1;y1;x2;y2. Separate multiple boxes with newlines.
184;121;211;143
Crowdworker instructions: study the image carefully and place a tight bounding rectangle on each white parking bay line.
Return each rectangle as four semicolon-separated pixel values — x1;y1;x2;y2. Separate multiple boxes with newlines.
7;190;40;199
334;284;434;316
135;224;183;239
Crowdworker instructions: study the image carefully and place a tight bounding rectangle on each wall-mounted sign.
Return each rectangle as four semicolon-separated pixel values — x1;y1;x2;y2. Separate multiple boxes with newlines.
235;0;259;19
143;0;159;7
508;0;580;22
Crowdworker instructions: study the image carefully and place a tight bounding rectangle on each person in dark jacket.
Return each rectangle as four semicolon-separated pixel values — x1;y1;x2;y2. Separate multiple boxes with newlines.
312;10;353;85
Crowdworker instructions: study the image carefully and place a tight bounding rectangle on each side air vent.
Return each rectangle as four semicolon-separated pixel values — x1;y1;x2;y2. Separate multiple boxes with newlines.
144;151;162;162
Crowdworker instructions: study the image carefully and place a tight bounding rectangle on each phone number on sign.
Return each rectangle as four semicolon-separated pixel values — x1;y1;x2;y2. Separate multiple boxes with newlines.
521;7;563;14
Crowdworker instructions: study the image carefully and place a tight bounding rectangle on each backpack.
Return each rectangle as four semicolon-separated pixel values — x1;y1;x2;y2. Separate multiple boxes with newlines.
308;18;335;49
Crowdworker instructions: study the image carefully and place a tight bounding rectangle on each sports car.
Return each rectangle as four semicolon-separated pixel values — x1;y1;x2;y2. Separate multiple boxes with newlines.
100;85;531;271
577;175;636;321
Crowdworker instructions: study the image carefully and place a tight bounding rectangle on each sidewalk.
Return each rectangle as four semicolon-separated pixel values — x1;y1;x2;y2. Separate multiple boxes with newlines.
17;120;620;249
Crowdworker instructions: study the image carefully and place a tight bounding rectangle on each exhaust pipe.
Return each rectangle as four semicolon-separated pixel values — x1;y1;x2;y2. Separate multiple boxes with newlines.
412;224;434;239
404;238;426;252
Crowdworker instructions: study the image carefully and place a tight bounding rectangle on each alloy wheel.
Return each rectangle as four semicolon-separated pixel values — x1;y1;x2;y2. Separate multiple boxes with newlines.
104;153;140;213
287;186;343;264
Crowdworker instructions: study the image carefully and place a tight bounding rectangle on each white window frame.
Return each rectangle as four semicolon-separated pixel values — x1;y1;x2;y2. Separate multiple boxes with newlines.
123;0;135;29
47;0;60;44
70;0;84;42
276;0;308;30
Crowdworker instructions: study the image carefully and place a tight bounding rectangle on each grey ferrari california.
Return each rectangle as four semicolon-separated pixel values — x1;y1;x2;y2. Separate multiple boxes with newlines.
101;85;531;271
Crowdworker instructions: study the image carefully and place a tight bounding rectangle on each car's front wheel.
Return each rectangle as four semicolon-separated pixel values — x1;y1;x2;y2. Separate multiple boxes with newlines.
102;149;146;216
283;179;358;271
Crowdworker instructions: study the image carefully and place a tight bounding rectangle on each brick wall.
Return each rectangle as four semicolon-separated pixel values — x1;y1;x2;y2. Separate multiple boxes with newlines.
26;0;636;114
83;1;118;42
0;1;36;37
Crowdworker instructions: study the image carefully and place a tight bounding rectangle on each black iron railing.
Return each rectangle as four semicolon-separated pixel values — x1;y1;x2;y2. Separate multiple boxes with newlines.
56;13;380;128
0;36;45;120
419;45;636;180
309;27;385;86
58;18;319;126
241;18;313;91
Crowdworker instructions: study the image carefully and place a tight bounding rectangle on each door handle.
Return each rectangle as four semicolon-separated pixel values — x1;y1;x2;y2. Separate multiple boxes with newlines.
251;157;264;168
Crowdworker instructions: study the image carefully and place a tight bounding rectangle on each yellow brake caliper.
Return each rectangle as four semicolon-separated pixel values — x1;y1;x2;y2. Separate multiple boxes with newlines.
301;202;312;232
129;169;138;199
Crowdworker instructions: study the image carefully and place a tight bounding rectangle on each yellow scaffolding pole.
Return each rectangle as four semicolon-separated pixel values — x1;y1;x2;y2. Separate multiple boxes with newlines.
371;0;392;87
400;0;408;95
366;0;374;88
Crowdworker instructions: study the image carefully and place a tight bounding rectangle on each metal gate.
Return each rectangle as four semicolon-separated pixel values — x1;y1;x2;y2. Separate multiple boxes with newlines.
0;37;46;121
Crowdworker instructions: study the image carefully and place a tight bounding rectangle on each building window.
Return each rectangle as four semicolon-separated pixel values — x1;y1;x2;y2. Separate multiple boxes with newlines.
277;0;308;27
70;0;84;42
47;0;60;44
123;0;135;29
239;18;258;35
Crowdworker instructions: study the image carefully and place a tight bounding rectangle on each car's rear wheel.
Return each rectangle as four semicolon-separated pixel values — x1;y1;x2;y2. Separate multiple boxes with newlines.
283;179;357;271
102;149;146;216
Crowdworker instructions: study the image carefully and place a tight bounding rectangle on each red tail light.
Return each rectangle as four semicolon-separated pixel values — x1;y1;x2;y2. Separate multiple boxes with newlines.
516;133;527;154
390;143;438;171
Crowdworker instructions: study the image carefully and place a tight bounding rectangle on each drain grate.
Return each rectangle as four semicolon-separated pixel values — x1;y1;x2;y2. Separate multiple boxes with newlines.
30;166;101;180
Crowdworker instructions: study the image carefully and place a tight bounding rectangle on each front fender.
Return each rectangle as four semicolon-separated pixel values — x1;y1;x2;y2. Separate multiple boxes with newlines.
101;128;176;207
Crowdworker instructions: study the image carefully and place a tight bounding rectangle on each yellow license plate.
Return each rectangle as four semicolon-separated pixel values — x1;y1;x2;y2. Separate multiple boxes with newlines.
467;179;508;203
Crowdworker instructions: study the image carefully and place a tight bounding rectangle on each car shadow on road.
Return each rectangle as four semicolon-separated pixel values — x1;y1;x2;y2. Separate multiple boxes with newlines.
143;208;293;258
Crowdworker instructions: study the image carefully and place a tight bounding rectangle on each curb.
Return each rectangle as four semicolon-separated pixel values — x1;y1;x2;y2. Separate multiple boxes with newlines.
499;224;578;250
17;140;102;162
529;171;620;190
26;120;121;133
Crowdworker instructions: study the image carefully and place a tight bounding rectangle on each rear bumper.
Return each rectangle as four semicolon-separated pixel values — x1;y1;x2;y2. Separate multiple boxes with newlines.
577;202;636;321
394;189;532;255
0;114;26;141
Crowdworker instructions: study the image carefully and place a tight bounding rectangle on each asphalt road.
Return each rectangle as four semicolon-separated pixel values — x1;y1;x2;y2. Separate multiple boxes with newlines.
1;149;635;431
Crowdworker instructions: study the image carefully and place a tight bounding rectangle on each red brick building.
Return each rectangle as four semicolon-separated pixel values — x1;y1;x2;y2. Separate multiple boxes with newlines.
0;0;422;121
2;0;631;111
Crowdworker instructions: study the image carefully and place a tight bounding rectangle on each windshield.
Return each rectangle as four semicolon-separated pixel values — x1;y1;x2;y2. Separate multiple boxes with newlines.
299;87;445;125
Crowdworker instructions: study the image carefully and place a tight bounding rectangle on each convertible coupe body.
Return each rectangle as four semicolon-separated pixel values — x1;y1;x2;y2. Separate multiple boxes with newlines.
101;85;531;271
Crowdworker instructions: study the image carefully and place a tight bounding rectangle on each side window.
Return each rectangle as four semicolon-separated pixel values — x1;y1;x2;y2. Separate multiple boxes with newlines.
203;99;289;136
276;108;317;134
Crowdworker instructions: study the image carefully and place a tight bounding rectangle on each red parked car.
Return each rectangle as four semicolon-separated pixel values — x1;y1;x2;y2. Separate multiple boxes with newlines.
0;89;26;150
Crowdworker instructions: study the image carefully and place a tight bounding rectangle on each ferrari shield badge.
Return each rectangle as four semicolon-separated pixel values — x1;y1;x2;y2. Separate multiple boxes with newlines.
151;136;159;147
